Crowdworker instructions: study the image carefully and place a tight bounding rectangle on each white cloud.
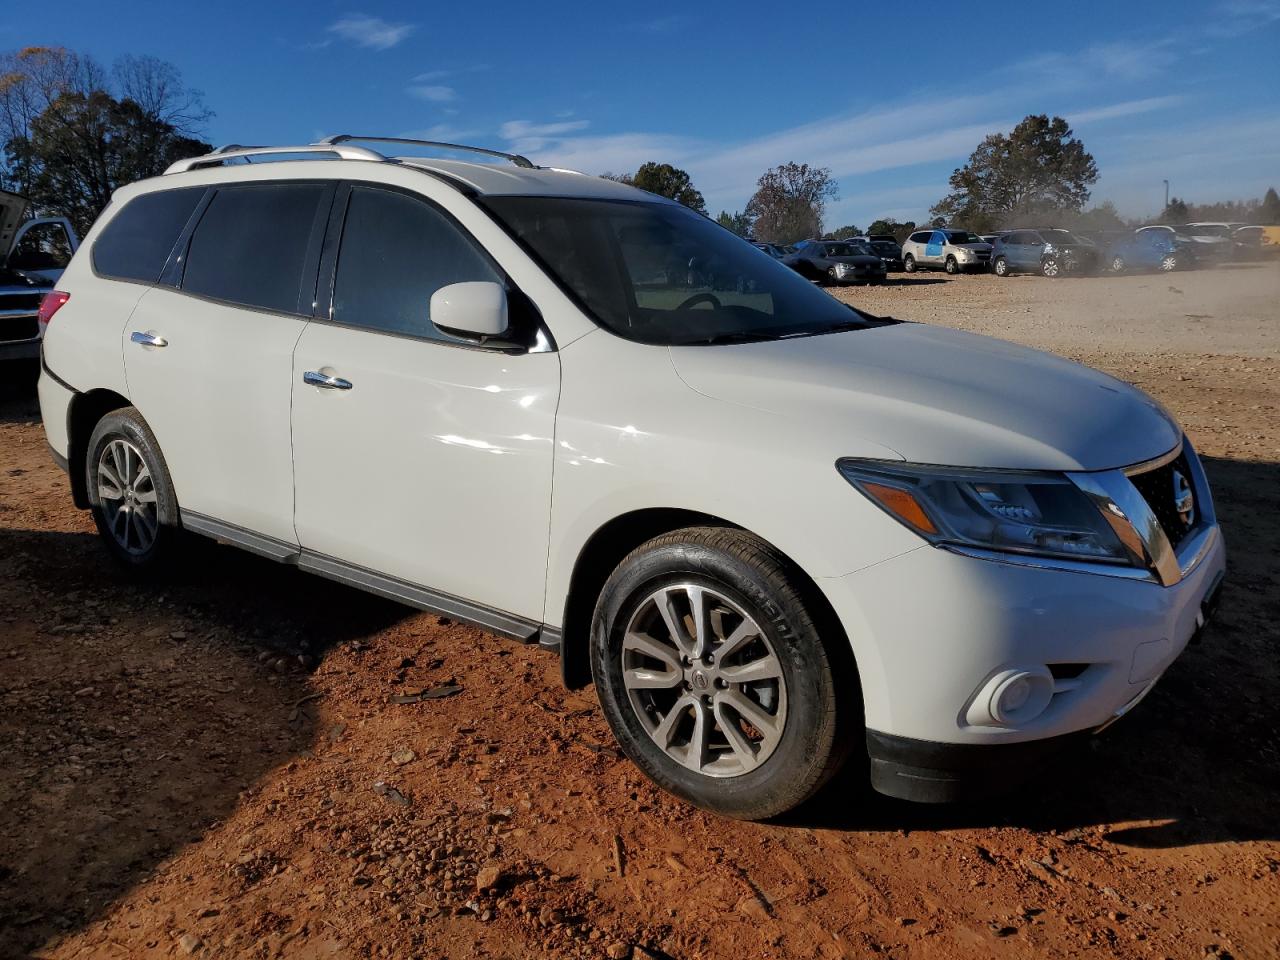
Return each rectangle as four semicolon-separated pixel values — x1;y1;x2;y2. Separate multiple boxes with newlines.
407;84;457;102
499;119;591;150
1067;96;1182;125
1208;0;1280;35
327;14;415;50
1013;38;1180;85
398;123;484;144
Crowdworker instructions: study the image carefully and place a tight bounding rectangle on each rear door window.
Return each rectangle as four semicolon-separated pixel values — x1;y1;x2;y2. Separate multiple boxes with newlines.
330;185;502;340
92;188;205;283
181;183;330;315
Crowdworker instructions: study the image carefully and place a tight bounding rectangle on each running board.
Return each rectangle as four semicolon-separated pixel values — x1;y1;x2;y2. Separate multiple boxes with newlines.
180;510;542;644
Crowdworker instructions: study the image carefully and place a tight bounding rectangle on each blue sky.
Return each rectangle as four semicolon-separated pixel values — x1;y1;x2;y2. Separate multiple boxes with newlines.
9;0;1280;227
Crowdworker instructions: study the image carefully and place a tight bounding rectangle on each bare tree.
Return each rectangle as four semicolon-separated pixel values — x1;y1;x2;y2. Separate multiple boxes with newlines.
113;54;212;136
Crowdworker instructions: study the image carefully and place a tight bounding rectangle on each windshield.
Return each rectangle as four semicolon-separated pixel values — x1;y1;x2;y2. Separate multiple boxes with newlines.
870;241;897;254
1190;224;1231;238
482;197;872;346
945;231;983;244
825;242;868;257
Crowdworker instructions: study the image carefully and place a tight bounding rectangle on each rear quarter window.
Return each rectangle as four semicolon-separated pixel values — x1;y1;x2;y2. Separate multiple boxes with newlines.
91;188;206;283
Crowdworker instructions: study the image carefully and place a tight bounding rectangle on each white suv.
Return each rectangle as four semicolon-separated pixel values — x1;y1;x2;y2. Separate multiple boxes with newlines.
38;137;1225;819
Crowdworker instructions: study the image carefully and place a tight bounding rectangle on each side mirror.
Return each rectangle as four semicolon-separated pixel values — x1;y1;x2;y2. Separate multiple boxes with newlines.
430;281;508;340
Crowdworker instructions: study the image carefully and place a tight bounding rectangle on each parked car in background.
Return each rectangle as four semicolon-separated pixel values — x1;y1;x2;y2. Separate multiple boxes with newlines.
992;229;1100;278
1;190;80;362
1139;224;1230;264
750;241;790;260
783;240;887;284
1107;228;1195;273
1232;225;1280;260
980;234;1005;246
856;235;903;271
38;135;1226;819
901;229;992;274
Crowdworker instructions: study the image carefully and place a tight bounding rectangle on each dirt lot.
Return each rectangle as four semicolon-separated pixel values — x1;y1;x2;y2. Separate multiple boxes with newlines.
1;264;1277;960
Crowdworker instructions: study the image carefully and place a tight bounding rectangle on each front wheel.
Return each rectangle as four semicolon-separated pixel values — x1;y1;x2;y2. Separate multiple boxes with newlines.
903;254;916;273
993;256;1010;277
86;407;180;571
1041;257;1060;278
944;255;959;275
590;527;851;820
1159;254;1179;272
826;266;842;285
1110;255;1126;273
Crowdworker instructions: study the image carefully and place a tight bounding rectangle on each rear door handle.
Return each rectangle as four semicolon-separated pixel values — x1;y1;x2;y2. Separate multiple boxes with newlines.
303;370;353;390
130;331;167;348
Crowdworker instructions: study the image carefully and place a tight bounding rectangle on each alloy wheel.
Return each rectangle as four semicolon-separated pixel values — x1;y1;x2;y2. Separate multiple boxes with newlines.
621;583;788;778
1111;256;1125;272
1160;255;1177;271
97;438;159;555
1042;258;1060;277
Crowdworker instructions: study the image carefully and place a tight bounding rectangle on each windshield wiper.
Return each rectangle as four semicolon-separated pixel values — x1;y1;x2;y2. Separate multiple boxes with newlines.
779;319;869;339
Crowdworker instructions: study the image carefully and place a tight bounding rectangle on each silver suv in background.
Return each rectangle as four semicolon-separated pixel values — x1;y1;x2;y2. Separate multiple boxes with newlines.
901;228;992;274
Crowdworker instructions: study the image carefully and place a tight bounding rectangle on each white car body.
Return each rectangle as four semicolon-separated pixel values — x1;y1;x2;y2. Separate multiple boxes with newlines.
901;227;993;273
38;141;1225;806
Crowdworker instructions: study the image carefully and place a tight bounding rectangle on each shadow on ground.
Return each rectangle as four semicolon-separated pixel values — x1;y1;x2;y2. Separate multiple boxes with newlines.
0;520;411;959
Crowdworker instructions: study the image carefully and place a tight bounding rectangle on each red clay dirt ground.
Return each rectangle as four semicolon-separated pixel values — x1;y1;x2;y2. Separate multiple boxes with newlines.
1;267;1278;959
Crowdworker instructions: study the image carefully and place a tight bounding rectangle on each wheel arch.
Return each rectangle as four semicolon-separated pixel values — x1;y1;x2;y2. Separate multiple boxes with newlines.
66;388;131;508
556;508;858;698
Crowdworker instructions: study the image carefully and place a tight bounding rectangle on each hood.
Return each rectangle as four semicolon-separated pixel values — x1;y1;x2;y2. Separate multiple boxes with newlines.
670;322;1179;472
0;190;28;262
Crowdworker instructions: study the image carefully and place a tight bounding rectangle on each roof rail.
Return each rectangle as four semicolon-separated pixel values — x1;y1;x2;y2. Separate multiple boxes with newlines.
318;134;536;169
164;142;388;175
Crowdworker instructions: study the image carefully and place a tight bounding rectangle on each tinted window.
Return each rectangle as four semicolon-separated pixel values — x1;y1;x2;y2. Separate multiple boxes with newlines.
908;232;931;243
92;188;204;283
182;183;327;314
945;231;982;244
332;186;502;340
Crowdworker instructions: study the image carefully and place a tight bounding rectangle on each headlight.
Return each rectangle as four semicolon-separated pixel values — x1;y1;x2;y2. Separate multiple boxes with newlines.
1043;243;1057;255
837;459;1131;565
956;250;974;259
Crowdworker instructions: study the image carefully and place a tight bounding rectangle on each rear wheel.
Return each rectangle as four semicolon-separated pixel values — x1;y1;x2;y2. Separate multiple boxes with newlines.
86;407;180;571
1110;255;1126;273
944;255;959;275
903;254;916;273
590;527;851;820
993;256;1010;277
1159;254;1179;272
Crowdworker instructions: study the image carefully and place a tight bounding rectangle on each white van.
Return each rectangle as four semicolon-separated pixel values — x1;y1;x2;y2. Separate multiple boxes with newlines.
37;137;1225;818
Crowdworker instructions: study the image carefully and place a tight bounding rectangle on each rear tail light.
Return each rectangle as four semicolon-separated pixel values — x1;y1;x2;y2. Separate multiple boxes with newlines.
37;290;70;326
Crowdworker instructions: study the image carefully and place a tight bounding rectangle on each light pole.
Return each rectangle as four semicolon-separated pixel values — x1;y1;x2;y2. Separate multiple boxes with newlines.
1163;179;1169;212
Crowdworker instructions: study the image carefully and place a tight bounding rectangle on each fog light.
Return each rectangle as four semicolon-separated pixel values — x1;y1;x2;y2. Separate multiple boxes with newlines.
966;667;1055;727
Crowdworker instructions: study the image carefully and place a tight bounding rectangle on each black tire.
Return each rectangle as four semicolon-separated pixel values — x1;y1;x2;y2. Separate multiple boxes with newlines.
590;527;852;820
86;406;180;572
944;255;959;275
1041;257;1060;278
826;266;841;285
903;254;916;273
993;256;1010;277
1159;254;1179;272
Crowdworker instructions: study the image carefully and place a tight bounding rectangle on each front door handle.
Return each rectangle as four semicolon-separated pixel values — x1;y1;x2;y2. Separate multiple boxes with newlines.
130;331;167;348
303;370;353;390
